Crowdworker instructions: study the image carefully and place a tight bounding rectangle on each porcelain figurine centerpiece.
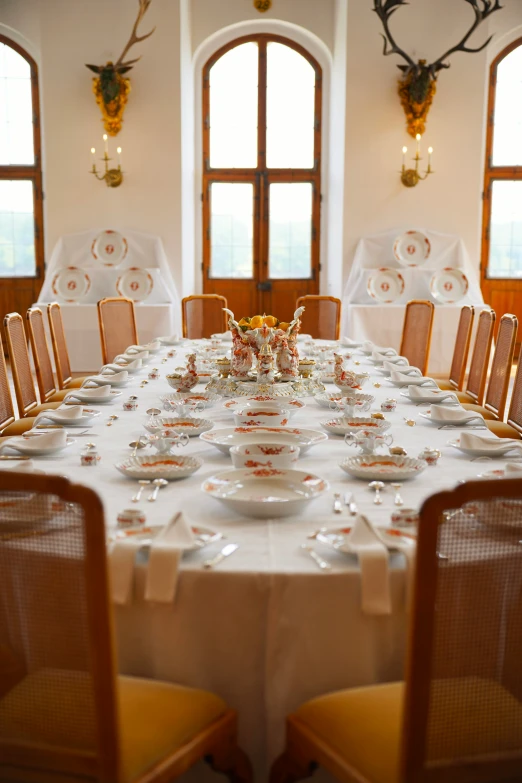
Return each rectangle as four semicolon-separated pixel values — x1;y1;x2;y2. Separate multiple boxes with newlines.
166;354;198;392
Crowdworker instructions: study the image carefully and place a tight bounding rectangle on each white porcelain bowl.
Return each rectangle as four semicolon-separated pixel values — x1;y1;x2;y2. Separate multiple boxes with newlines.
233;408;291;427
161;392;222;409
340;454;426;481
200;426;328;455
321;417;391;436
115;454;202;480
202;468;328;518
230;443;300;470
223;398;305;418
144;416;213;437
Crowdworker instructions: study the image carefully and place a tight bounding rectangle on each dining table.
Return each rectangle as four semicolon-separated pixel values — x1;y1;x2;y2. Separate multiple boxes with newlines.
2;337;514;783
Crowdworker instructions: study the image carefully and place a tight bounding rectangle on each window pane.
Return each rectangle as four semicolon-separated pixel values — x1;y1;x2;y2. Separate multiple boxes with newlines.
0;180;36;277
0;42;34;164
209;43;258;169
269;183;312;279
492;45;522;166
210;183;253;279
266;43;315;169
487;180;522;279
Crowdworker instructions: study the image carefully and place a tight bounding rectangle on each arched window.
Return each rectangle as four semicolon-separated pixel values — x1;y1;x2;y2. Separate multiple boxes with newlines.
0;35;44;293
202;34;322;318
482;38;522;345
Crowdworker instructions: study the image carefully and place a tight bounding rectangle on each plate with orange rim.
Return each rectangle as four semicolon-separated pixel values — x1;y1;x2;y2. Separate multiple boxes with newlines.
116;267;154;302
91;229;128;267
317;525;416;553
340;455;426;481
367;268;405;303
108;522;221;548
52;267;91;302
393;230;431;267
114;454;202;480
430;268;469;304
200;426;328;455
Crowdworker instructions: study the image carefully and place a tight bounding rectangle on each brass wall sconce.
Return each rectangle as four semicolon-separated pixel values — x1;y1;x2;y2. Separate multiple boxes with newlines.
401;134;433;188
90;134;123;188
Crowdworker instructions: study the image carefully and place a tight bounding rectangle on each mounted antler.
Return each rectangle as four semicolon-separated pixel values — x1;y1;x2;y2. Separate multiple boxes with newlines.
373;0;503;137
86;0;156;135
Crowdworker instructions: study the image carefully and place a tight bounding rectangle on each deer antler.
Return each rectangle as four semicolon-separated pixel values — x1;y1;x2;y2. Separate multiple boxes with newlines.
115;0;155;69
430;0;503;75
373;0;416;73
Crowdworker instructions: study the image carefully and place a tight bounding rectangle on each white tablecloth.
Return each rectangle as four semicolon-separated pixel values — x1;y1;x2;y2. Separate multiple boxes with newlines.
344;303;489;375
4;342;507;781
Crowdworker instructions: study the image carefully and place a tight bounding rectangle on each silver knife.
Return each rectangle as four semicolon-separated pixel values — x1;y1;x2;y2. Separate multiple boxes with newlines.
203;543;238;569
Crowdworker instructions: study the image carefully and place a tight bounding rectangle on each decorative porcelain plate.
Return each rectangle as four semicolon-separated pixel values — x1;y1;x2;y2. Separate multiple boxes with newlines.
115;454;202;480
51;267;91;302
202;468;328;519
314;392;375;409
145;417;213;437
116;268;154;302
367;268;405;303
200;426;328;455
108;523;222;549
91;229;128;267
161;392;222;409
321;417;391;436
340;455;426;481
393;230;431;267
430;268;469;304
317;525;417;553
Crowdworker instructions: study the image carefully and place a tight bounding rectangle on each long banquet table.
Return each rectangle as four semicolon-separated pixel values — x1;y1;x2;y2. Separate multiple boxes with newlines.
6;339;510;782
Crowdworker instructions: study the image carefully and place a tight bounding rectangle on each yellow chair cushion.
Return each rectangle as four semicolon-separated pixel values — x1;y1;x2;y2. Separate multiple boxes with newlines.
65;376;91;389
48;389;72;402
0;417;37;435
461;403;497;420
0;668;228;782
293;677;522;783
486;420;522;439
436;379;454;391
456;391;477;404
25;402;64;415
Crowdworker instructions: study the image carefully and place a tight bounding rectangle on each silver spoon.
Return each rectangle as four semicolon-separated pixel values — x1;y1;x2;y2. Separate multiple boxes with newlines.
300;544;332;571
129;438;148;457
132;480;150;503
148;478;168;502
107;414;119;427
390;483;404;506
333;493;343;514
369;481;385;505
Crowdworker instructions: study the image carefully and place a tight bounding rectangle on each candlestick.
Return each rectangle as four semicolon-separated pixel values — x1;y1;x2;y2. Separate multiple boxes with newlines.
103;134;108;156
117;146;122;166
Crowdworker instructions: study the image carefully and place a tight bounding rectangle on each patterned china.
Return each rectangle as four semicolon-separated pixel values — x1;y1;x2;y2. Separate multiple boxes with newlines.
116;268;154;302
316;525;417;553
202;468;328;519
200;427;328;455
393;230;431;267
161;392;222;409
367;268;405;303
430;268;469;304
51;267;91;302
144;416;213;437
115;454;202;480
233;408;291;427
322;417;391;436
314;392;375;410
91;229;128;267
108;523;222;549
340;454;427;481
230;443;300;470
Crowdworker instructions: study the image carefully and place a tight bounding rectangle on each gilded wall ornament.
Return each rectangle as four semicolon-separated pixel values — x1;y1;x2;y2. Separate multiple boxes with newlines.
254;0;272;12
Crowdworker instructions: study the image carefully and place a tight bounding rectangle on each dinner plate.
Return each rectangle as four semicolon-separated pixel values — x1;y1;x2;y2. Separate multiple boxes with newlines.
430;268;469;304
448;439;522;458
393;230;431;267
224;397;305;416
91;229;128;267
51;267;91;302
202;468;328;519
161;392;222;409
116;268;154;302
108;523;222;549
64;389;122;404
340;455;426;481
145;417;213;437
200;426;328;455
367;268;405;303
317;525;417;553
115;454;202;480
321;417;391;436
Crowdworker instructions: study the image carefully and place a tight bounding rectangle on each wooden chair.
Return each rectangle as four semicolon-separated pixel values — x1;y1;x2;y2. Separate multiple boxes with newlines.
484;355;522;439
0;326;36;437
98;297;139;365
295;296;341;340
47;302;91;389
0;471;252;783
270;478;522;783
4;313;64;418
453;308;496;406
26;308;71;403
462;313;518;421
437;305;475;391
399;300;435;375
181;295;228;339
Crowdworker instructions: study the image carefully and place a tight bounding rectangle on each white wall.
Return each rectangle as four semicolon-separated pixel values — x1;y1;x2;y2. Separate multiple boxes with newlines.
1;0;521;295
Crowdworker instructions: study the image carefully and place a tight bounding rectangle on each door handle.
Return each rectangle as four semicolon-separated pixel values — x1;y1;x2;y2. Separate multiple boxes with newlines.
257;281;272;292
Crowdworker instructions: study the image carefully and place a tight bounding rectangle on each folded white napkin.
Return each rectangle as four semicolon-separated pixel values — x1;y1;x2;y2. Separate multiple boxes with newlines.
505;462;522;475
35;405;84;423
343;515;391;615
4;429;67;454
82;370;128;388
0;459;36;472
390;370;437;386
372;347;398;357
382;361;419;375
66;385;111;400
428;406;484;425
408;386;459;404
126;343;159;354
114;351;149;363
459;432;522;453
342;336;362;347
109;538;140;605
145;512;196;603
101;360;141;374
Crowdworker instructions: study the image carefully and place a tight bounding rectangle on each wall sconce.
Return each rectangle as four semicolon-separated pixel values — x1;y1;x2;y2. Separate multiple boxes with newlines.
90;134;123;188
401;134;433;188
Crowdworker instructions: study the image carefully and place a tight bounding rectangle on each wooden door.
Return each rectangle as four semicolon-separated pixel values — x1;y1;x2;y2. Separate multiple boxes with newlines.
202;35;321;324
481;38;522;355
0;36;44;319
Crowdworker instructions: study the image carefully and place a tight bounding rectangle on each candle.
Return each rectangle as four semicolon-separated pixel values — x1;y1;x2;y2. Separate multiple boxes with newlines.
415;133;421;156
117;146;122;167
402;146;407;167
103;133;108;155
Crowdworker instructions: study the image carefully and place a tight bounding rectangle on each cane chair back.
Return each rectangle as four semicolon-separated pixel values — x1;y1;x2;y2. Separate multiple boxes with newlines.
402;478;522;781
399;300;435;375
26;308;60;403
181;295;228;339
47;302;73;389
463;308;496;404
4;312;42;417
482;313;518;420
97;297;139;365
0;472;119;782
505;358;522;435
0;328;16;432
295;296;341;341
447;305;475;390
